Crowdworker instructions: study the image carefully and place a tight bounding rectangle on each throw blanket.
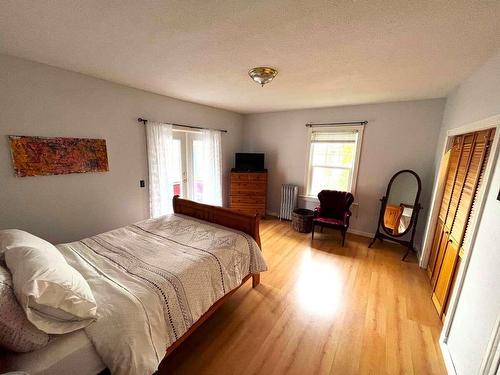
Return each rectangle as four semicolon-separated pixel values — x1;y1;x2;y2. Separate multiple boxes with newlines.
56;214;267;375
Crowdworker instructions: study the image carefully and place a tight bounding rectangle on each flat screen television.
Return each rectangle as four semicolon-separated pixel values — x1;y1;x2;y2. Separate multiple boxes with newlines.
234;153;265;171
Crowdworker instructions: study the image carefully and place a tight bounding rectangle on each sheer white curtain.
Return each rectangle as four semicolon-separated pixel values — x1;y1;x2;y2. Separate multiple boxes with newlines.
200;129;223;206
146;122;175;217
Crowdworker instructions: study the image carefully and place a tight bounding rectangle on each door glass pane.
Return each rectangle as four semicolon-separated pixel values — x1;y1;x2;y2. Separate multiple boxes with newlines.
171;139;183;197
192;139;204;202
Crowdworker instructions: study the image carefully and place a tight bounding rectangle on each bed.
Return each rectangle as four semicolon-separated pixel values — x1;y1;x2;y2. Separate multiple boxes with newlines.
2;330;106;375
1;197;267;375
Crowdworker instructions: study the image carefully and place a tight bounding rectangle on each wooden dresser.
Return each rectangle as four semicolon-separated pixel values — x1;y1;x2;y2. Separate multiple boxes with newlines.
229;171;267;217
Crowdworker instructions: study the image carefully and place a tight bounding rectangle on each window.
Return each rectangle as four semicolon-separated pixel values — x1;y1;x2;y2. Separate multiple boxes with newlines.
171;130;205;202
306;125;364;197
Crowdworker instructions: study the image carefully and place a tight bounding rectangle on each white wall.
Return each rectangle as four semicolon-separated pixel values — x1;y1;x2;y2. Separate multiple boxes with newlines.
432;50;500;375
241;99;445;246
0;54;243;244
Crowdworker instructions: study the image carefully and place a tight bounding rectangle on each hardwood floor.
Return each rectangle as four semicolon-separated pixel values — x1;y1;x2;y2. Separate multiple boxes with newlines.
159;219;446;375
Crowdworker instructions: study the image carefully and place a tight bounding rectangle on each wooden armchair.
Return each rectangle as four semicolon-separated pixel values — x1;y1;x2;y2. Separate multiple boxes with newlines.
311;190;354;246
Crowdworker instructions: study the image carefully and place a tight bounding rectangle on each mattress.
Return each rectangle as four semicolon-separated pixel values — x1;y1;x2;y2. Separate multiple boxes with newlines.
2;329;106;375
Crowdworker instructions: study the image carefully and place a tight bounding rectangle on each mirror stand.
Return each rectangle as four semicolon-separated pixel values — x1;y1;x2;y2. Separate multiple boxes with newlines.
367;169;423;261
368;197;422;260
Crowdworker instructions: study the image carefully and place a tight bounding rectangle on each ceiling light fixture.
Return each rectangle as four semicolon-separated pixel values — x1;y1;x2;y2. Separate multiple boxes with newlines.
248;67;278;87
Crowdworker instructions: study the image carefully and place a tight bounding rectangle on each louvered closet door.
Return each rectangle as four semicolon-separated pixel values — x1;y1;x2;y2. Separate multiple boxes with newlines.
444;133;475;229
431;129;494;317
460;129;495;259
431;133;474;288
427;143;457;280
427;136;464;285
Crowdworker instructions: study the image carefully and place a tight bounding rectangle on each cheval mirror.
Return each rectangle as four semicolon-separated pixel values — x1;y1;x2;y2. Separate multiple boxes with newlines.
368;170;422;260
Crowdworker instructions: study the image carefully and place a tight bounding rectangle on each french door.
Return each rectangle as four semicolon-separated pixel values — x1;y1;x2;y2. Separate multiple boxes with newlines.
171;131;205;202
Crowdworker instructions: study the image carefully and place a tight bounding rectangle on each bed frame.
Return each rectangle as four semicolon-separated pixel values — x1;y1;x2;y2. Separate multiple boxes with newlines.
167;195;262;356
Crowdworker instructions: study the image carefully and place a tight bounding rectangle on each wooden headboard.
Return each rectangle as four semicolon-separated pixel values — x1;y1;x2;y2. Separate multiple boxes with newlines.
172;196;261;248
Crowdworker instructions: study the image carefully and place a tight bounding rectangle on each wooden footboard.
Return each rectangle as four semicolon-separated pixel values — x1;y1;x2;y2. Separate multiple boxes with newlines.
164;197;262;360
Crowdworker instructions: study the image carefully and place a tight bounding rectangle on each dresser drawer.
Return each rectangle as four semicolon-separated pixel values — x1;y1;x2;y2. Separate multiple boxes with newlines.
230;182;267;192
230;201;266;208
230;173;267;182
231;174;249;182
230;196;266;205
231;191;265;198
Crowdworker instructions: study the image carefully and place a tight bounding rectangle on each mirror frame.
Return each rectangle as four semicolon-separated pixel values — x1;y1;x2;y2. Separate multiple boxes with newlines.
381;169;422;237
368;169;422;261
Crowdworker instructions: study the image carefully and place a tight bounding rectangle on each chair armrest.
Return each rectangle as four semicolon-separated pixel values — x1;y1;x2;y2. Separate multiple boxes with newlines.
343;210;352;226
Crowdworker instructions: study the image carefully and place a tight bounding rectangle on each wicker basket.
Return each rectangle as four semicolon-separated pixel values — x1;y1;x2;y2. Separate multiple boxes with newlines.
292;208;315;233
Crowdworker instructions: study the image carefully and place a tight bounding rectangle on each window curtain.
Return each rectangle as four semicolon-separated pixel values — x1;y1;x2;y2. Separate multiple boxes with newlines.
146;121;175;217
200;129;223;206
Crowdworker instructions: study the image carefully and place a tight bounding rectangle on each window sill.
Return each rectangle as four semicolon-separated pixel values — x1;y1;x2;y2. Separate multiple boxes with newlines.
298;195;319;203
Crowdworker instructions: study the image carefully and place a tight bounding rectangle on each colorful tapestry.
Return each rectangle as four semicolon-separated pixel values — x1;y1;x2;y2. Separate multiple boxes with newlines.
9;135;109;177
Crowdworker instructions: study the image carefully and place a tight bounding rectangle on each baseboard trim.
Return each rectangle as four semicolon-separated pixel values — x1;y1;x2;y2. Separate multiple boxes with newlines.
480;316;500;375
346;228;374;238
267;212;374;238
440;339;457;375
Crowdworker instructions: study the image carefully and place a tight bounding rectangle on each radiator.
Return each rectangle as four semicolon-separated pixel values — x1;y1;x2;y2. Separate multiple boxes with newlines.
279;184;298;220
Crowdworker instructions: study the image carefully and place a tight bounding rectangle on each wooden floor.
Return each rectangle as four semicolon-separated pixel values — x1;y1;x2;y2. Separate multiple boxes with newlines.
159;219;446;375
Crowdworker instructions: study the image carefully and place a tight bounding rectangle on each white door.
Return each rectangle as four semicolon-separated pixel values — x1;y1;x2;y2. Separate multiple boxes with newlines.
171;132;187;198
171;130;205;202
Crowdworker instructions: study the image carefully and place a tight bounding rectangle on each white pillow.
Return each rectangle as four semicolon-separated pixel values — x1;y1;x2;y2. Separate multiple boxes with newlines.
0;229;58;261
1;230;97;334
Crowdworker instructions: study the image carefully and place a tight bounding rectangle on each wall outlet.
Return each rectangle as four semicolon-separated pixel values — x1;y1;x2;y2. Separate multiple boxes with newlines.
140;180;145;188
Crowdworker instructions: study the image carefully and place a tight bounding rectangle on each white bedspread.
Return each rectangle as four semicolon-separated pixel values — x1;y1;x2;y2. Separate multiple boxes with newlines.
56;214;267;375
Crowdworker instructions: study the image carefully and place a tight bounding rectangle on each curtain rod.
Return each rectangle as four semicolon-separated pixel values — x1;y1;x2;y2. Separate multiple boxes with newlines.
306;121;368;127
137;118;228;133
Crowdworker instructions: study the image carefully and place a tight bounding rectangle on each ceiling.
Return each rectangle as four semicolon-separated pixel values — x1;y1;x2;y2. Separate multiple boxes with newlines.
1;1;500;114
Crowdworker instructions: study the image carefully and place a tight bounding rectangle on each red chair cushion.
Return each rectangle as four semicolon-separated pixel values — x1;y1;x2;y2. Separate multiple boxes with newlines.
313;217;345;226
